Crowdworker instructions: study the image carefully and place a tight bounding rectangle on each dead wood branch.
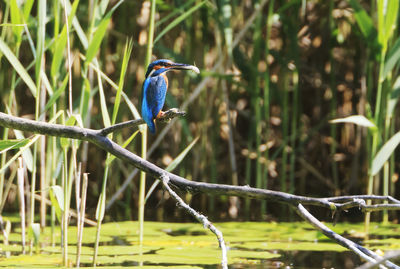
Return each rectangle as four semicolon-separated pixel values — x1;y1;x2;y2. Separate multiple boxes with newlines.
0;112;399;267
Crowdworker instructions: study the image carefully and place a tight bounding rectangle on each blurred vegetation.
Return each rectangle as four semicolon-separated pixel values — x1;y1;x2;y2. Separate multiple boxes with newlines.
0;0;399;228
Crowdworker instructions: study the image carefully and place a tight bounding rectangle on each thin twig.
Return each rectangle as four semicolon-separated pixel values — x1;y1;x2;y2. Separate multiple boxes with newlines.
17;157;25;254
99;119;144;136
76;173;88;268
295;204;399;269
160;174;228;269
362;204;400;211
332;199;400;212
104;0;269;210
357;251;400;269
99;109;185;136
325;195;400;204
1;112;400;267
2;112;400;212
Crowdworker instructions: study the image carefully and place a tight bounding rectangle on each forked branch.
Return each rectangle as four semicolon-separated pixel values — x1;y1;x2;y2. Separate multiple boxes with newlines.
0;112;399;267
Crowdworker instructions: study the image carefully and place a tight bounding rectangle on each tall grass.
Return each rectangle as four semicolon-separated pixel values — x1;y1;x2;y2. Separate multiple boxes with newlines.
346;0;399;230
262;0;275;216
138;0;155;246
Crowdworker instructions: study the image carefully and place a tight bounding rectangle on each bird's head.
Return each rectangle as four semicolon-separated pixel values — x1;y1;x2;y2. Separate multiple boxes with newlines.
145;59;200;78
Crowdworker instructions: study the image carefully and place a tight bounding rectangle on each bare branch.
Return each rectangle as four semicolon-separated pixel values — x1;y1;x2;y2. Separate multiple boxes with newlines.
1;111;400;267
362;204;400;212
295;204;399;269
157;108;186;122
325;195;400;204
357;251;400;269
1;112;400;211
1;112;400;210
98;108;185;136
160;174;228;269
99;119;144;136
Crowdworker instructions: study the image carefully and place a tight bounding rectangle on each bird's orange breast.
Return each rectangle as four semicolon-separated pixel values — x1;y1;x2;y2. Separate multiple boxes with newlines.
162;74;168;89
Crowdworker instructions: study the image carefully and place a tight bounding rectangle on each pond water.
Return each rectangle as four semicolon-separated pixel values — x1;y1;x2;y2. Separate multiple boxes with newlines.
0;220;399;268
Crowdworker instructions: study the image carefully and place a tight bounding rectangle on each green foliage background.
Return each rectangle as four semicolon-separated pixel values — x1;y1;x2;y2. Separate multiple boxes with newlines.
0;0;399;224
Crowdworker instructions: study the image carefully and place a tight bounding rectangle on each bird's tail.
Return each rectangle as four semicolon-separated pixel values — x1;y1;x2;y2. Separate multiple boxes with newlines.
147;120;156;134
142;100;156;133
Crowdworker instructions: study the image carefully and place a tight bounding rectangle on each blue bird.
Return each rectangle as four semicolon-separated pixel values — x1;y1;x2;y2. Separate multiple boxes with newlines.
141;59;200;133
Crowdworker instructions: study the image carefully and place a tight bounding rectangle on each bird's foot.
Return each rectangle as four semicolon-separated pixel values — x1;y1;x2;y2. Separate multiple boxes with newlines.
156;110;166;119
157;108;186;122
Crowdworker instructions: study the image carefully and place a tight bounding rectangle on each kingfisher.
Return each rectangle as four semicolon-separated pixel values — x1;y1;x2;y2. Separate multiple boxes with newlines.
141;59;200;133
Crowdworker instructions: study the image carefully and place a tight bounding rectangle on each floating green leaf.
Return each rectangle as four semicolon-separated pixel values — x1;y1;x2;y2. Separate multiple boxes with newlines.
1;221;400;267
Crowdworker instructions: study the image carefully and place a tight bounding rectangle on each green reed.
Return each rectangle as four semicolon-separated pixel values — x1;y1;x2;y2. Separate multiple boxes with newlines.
262;0;274;215
328;0;339;191
252;1;263;216
0;3;399;265
138;0;156;246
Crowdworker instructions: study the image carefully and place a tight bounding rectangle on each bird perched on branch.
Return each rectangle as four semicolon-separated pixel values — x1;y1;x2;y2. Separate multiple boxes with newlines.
141;59;200;133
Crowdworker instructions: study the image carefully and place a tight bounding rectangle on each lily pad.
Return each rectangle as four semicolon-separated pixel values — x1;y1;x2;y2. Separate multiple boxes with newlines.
1;221;400;268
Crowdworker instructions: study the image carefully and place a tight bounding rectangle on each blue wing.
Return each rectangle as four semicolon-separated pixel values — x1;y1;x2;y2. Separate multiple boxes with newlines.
141;76;167;133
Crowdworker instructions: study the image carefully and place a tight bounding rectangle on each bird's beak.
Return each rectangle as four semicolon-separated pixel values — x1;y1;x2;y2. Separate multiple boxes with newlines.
168;63;200;74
